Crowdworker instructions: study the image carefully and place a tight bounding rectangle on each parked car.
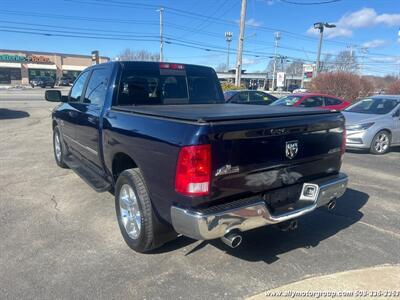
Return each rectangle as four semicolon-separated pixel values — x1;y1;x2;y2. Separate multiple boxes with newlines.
224;90;277;105
292;88;308;93
287;84;299;93
343;95;400;154
272;93;351;110
30;76;55;88
58;76;74;86
45;61;347;253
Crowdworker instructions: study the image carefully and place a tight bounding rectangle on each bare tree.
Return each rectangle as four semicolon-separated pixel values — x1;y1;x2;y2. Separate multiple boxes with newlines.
331;50;358;73
320;53;334;72
386;80;400;94
285;60;304;76
265;59;274;74
117;48;160;61
215;63;227;72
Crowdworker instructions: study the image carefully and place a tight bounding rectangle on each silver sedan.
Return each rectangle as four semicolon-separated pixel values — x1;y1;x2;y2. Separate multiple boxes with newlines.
343;95;400;154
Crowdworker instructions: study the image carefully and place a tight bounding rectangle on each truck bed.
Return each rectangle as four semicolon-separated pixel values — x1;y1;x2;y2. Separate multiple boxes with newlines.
112;103;337;123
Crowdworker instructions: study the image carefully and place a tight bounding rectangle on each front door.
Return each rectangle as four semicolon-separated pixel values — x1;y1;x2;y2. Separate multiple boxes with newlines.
59;70;90;153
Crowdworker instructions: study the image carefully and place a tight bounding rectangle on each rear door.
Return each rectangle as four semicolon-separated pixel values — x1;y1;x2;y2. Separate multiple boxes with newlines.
324;96;344;110
72;66;112;169
229;91;249;103
298;96;324;108
248;91;272;105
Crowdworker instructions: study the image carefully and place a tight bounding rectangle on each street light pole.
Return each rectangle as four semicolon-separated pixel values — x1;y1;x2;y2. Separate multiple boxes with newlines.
271;31;280;91
235;0;247;87
314;22;336;76
157;7;164;62
225;32;233;71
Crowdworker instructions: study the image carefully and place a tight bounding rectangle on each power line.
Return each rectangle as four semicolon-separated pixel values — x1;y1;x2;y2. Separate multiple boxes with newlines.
280;0;342;5
60;0;353;46
0;18;397;65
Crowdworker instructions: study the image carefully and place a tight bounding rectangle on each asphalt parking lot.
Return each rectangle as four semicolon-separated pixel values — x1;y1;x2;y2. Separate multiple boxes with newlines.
0;92;399;299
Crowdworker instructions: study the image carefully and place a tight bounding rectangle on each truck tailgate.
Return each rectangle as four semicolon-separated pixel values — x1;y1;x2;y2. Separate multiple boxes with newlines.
208;112;344;204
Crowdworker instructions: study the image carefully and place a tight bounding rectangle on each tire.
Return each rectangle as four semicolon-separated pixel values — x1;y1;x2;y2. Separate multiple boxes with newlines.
115;168;157;253
31;84;34;88
370;130;391;155
53;126;69;168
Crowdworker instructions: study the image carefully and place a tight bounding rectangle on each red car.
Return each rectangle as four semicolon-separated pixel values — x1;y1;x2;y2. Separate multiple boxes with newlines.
271;93;351;110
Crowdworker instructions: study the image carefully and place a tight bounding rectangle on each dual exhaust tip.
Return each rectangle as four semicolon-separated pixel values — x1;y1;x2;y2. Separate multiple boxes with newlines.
327;199;336;210
220;200;337;249
221;232;242;248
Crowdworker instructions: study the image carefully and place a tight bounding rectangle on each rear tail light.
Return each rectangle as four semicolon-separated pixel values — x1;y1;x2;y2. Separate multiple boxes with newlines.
341;127;346;156
175;145;211;196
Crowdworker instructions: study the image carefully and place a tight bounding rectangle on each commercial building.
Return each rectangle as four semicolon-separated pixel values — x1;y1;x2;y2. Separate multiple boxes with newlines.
0;49;109;86
217;70;302;91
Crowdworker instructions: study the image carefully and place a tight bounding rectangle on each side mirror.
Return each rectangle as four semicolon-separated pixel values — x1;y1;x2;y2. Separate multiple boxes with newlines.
45;90;66;102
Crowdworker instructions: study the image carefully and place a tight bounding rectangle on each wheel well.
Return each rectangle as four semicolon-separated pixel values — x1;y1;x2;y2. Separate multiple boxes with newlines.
378;129;392;139
112;153;137;181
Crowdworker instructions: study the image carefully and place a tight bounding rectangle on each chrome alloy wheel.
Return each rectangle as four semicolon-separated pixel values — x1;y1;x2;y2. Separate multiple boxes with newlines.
374;132;389;153
119;184;142;239
54;132;62;162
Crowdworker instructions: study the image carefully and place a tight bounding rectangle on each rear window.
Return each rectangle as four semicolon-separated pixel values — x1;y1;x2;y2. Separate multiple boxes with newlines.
116;66;224;105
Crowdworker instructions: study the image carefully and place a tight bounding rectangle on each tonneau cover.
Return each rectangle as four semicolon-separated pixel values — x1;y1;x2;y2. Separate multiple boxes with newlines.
112;103;337;123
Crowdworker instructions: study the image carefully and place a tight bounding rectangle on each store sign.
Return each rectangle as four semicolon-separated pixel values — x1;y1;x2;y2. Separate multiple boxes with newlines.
0;54;52;64
277;72;285;88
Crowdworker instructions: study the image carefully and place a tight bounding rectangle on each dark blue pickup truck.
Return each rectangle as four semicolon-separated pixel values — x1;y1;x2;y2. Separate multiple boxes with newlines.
45;61;348;253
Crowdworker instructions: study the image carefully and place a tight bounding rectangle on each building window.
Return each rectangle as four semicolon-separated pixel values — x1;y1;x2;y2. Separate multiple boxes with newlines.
0;68;22;84
28;69;56;81
62;70;81;81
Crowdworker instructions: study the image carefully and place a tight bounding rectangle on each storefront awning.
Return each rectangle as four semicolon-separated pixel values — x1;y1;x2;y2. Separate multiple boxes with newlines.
26;63;57;70
0;62;21;68
62;65;88;71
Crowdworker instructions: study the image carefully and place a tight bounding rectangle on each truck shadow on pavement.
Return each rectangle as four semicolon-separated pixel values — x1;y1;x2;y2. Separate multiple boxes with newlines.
0;108;30;120
158;188;368;261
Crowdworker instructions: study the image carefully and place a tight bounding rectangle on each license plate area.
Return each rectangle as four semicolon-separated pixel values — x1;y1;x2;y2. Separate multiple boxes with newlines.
263;182;319;213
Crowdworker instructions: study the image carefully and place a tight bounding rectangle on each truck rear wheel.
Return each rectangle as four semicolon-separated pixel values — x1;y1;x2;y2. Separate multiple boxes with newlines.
115;168;157;253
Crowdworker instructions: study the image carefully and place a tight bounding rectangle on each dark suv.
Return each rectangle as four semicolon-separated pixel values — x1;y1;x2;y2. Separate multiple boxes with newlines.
30;76;55;88
58;76;74;86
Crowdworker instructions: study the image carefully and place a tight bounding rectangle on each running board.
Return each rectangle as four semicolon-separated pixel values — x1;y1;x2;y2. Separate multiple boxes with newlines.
64;155;112;192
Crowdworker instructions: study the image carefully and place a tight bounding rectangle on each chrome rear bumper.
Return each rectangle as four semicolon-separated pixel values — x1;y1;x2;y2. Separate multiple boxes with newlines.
171;173;348;240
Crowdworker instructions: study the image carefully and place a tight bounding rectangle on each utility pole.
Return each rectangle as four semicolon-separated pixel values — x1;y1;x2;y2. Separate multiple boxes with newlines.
271;31;280;91
235;0;247;86
314;22;336;76
225;32;233;71
157;7;164;62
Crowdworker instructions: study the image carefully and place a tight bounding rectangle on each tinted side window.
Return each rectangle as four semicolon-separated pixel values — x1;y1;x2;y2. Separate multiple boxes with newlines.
84;68;111;106
325;97;342;106
238;92;248;102
249;91;264;102
70;71;89;102
301;97;323;107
